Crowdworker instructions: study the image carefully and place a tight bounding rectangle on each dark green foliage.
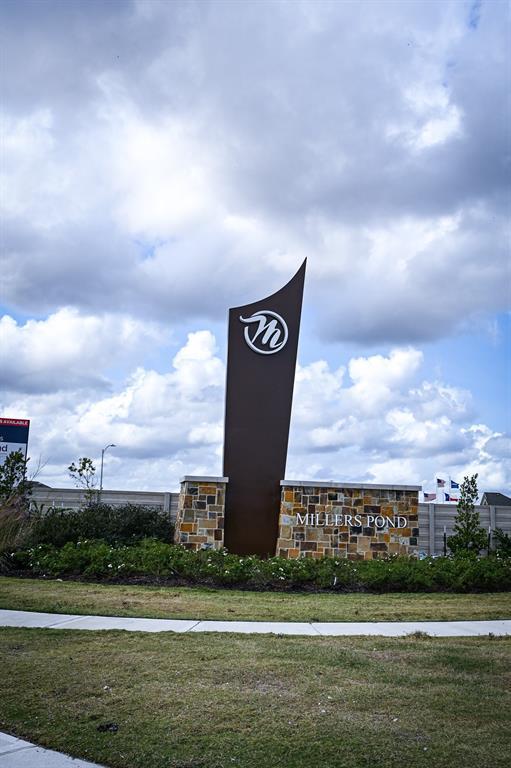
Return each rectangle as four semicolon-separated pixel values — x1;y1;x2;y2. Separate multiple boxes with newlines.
494;528;511;556
0;450;32;559
28;503;173;548
8;540;511;592
0;449;30;509
448;474;487;555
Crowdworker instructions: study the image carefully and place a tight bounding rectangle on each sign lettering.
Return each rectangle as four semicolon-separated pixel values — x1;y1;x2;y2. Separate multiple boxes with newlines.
296;513;408;528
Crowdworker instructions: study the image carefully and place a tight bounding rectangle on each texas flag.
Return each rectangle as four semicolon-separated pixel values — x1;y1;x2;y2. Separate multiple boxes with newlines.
436;478;446;487
451;480;459;489
424;493;437;501
445;493;458;502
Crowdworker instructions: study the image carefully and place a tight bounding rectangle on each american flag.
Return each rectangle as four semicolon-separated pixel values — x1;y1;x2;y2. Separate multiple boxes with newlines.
424;492;437;501
436;478;446;488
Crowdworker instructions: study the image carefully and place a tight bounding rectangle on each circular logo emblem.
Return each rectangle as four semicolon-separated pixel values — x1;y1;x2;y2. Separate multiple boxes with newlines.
239;310;289;355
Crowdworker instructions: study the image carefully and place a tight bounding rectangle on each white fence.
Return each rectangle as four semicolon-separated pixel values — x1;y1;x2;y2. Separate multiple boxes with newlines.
418;503;511;555
30;487;179;519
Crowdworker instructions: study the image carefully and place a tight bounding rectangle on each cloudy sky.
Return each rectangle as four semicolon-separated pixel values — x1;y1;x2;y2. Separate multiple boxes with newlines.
1;0;509;497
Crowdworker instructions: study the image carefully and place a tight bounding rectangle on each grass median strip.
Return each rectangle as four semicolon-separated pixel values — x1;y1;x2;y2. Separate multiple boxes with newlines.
1;627;510;768
1;576;510;622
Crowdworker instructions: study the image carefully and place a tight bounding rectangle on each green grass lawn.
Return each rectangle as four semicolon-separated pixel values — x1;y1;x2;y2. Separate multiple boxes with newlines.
1;576;510;622
0;627;509;768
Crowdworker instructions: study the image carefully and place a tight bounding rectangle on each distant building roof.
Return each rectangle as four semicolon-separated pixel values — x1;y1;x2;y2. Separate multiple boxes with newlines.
481;492;511;506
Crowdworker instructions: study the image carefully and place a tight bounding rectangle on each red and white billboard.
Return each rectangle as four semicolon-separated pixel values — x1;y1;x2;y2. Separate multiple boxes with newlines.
0;418;30;465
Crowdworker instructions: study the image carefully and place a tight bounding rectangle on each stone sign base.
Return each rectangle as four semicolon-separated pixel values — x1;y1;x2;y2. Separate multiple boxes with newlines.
277;481;420;559
174;476;228;550
174;477;420;558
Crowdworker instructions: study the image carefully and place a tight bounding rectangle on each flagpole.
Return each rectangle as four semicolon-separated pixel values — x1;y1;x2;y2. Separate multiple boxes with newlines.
437;475;444;504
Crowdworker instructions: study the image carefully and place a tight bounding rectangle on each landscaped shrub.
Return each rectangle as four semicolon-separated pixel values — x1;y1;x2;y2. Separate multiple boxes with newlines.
494;528;511;557
7;539;511;592
28;503;173;547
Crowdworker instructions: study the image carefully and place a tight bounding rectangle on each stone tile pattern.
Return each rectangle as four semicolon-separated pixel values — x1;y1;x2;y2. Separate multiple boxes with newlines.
174;479;226;550
277;485;419;560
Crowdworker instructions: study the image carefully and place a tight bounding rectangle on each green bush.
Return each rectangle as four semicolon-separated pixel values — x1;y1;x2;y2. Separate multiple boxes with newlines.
28;503;173;547
7;540;511;592
494;528;511;557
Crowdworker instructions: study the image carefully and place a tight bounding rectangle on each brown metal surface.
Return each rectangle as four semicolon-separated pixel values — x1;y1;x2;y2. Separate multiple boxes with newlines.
222;260;306;556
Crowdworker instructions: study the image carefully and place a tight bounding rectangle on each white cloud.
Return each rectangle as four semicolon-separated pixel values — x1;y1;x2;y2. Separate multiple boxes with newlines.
408;381;472;422
287;346;509;490
388;85;463;151
347;348;423;411
366;458;418;486
0;308;164;393
0;331;225;488
0;1;508;343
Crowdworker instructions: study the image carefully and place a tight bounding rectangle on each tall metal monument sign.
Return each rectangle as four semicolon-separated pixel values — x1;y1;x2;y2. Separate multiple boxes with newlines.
223;260;306;556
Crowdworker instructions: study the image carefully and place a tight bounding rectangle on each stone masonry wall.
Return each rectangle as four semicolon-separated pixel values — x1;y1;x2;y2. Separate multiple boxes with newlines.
276;482;420;559
174;476;228;551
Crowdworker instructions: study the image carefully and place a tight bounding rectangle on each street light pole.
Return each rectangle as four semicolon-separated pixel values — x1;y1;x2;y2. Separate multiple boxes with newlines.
99;443;116;496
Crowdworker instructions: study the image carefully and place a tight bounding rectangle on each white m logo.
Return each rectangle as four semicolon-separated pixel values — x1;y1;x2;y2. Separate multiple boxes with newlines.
239;310;289;355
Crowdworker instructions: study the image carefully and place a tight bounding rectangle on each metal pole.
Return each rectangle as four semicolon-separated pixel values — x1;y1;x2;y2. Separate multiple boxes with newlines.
99;444;115;498
100;448;105;492
428;504;435;556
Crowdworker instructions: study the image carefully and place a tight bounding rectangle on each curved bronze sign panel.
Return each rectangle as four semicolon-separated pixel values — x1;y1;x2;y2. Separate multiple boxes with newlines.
223;260;306;556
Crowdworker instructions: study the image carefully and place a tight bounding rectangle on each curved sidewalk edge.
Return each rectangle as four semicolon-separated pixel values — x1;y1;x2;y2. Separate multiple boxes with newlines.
0;609;510;636
0;731;104;767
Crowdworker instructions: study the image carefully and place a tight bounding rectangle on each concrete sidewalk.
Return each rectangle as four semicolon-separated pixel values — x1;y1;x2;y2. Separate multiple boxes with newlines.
0;732;103;767
0;609;510;636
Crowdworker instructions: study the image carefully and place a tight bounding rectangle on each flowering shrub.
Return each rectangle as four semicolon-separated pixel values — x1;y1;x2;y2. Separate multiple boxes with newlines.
7;539;511;592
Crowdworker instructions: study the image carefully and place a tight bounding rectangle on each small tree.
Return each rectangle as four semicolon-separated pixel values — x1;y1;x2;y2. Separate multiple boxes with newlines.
448;473;486;555
0;450;31;556
68;457;97;505
0;450;30;510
